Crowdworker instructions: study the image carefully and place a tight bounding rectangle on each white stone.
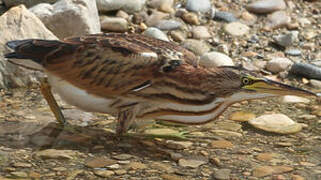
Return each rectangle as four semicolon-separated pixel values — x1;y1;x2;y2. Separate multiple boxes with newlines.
200;52;234;67
224;22;250;36
246;0;286;14
0;5;57;89
186;0;211;13
266;57;293;73
100;16;128;32
281;95;310;104
249;114;302;134
192;26;211;39
143;27;169;41
96;0;146;13
310;79;321;89
30;0;100;39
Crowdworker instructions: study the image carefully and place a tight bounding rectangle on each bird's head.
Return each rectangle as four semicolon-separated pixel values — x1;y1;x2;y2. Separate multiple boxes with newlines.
214;66;318;101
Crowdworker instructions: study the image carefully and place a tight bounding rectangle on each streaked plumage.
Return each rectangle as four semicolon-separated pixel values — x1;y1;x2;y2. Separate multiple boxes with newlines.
5;33;317;135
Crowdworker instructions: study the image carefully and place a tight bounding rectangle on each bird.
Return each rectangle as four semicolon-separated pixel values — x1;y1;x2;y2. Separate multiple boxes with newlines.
4;33;317;137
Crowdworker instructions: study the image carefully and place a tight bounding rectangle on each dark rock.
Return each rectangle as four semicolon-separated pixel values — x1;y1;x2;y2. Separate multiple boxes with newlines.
214;11;238;22
289;63;321;80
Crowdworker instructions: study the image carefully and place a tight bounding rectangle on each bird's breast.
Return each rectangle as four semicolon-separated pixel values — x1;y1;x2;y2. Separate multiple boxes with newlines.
47;72;116;114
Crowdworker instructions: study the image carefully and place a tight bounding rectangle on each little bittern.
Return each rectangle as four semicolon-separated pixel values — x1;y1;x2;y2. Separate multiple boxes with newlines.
5;33;317;136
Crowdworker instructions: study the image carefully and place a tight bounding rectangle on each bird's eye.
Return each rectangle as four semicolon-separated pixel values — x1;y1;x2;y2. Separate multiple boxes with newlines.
242;77;251;85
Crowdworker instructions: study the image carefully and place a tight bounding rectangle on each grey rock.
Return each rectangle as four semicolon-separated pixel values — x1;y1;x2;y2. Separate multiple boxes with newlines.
143;27;169;41
264;11;290;30
100;16;128;32
146;10;169;27
30;0;100;39
266;57;293;73
224;22;250;36
182;39;210;56
0;5;57;89
155;19;182;30
96;0;146;13
213;169;231;180
289;63;321;80
200;52;234;67
214;11;238;22
246;0;286;14
3;0;57;8
274;31;298;47
148;0;174;13
186;0;211;13
285;48;301;56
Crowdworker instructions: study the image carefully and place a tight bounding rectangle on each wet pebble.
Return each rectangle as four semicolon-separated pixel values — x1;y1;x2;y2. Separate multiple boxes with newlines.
249;114;302;134
224;22;250;36
266;57;293;73
246;0;286;14
143;27;169;41
214;11;238;22
200;51;234;67
186;0;211;13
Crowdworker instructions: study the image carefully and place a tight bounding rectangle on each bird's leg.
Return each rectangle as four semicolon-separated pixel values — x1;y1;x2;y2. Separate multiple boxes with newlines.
40;77;66;125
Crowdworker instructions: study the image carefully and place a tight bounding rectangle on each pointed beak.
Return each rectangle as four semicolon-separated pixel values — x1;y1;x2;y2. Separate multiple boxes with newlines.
243;79;318;97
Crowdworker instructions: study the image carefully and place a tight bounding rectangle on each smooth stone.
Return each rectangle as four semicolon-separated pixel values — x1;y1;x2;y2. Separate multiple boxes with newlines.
216;122;242;132
224;22;250;36
155;20;182;30
30;0;100;39
249;114;302;134
186;0;211;13
214;11;238;22
266;57;293;73
85;157;116;168
255;153;280;161
151;162;175;173
148;0;174;13
94;170;115;178
3;0;57;7
12;162;32;168
170;30;186;42
178;158;207;168
211;140;234;149
192;26;211;39
200;51;234;67
182;12;200;25
246;0;286;14
145;10;169;27
126;162;147;170
281;95;310;104
10;171;28;178
212;169;231;180
285;48;301;56
143;27;169;41
182;39;210;56
264;11;290;30
161;174;185;180
35;149;77;160
165;140;193;150
211;130;242;137
96;0;146;13
289;63;321;80
144;128;180;136
112;154;134;160
229;111;256;122
0;5;57;89
310;79;321;88
252;165;293;178
274;31;298;47
100;16;128;32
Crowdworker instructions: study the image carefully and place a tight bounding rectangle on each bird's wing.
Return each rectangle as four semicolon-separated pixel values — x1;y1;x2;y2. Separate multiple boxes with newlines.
6;33;198;98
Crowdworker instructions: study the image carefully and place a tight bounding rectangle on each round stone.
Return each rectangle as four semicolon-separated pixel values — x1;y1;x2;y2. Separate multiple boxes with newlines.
224;22;250;36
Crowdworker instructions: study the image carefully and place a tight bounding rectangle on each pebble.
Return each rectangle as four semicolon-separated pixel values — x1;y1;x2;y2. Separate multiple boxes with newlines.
10;171;28;178
264;11;291;30
255;153;280;161
186;0;211;13
211;140;234;149
252;165;293;178
165;140;193;150
182;12;200;25
285;48;301;56
200;51;234;67
112;154;134;160
281;95;310;104
291;175;305;180
161;174;185;180
143;27;169;41
224;22;250;36
246;0;286;14
170;30;186;42
100;16;128;32
310;79;321;88
12;162;32;168
192;26;211;39
182;39;210;56
96;0;145;13
146;10;169;26
155;20;182;30
274;32;298;47
249;114;302;134
94;169;115;178
212;169;231;180
144;128;180;136
216;122;242;132
35;149;77;160
211;130;243;137
289;63;321;80
148;0;174;13
266;57;293;73
229;111;256;122
85;157;116;168
214;11;238;22
127;162;147;170
178;158;207;168
151;162;175;173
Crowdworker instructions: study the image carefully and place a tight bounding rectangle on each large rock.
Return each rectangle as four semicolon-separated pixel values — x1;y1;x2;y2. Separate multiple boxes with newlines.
0;5;57;89
30;0;100;39
3;0;57;8
96;0;146;13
